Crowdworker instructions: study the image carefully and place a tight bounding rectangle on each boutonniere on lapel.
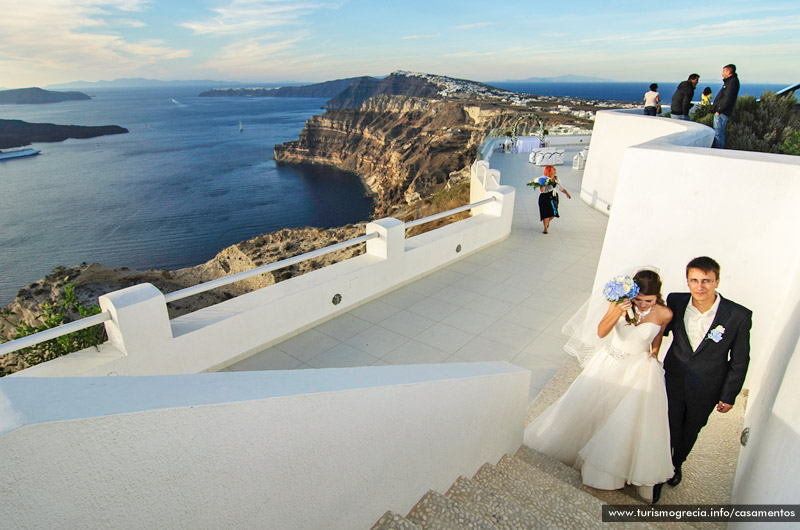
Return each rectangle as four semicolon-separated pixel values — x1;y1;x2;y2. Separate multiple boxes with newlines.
707;325;725;343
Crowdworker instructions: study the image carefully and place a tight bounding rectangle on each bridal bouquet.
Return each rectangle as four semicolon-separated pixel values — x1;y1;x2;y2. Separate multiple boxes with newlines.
527;176;556;190
603;275;640;319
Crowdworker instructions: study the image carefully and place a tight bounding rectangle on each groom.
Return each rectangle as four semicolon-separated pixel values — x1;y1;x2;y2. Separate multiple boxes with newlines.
653;256;751;503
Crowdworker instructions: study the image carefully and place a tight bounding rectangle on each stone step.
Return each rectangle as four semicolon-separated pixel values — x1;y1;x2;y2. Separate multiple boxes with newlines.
514;445;646;506
496;453;605;517
473;462;604;529
499;453;679;530
511;448;711;530
370;511;422;530
406;489;497;530
444;475;553;529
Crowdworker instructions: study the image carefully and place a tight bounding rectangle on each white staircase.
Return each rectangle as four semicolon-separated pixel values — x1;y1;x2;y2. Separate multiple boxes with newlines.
370;357;744;529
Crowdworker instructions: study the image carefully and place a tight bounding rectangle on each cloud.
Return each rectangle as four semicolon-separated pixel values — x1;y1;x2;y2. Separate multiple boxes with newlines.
401;34;439;40
0;0;189;85
181;0;328;36
210;34;307;66
112;39;192;60
112;18;148;28
455;22;496;30
582;16;800;44
442;51;498;58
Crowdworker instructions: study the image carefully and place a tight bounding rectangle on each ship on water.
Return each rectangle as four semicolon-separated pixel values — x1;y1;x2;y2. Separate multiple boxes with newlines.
0;147;41;160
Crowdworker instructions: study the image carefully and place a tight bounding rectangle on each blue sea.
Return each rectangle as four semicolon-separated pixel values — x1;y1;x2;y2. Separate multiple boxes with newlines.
0;86;373;306
491;81;789;102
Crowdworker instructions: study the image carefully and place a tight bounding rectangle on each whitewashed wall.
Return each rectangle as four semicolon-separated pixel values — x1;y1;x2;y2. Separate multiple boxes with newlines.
12;166;514;378
581;109;714;214
0;362;530;530
592;142;800;392
729;261;800;521
587;108;800;518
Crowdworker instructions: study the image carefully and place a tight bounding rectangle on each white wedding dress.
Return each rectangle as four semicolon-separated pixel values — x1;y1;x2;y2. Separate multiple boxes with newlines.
524;319;674;490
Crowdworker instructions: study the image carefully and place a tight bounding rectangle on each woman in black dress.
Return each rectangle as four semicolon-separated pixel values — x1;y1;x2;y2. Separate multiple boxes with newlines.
538;165;572;234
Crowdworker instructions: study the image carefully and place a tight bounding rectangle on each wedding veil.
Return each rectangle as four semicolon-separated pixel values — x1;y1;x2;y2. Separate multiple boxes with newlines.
563;265;660;366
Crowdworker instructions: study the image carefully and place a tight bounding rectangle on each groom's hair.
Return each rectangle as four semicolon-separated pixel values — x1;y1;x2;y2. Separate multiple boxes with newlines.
686;256;720;279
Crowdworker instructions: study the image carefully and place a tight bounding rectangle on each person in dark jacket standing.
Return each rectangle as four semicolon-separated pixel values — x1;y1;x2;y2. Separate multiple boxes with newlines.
652;256;751;504
670;74;699;120
711;64;740;148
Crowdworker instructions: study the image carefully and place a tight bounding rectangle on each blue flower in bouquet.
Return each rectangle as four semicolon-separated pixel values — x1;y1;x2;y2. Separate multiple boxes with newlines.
527;176;555;189
603;275;640;303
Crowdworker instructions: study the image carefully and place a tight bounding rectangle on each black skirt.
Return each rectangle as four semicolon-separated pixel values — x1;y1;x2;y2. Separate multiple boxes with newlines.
538;191;560;220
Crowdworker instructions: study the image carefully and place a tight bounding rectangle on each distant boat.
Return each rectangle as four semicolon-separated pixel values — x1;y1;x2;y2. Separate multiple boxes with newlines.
238;120;243;132
0;147;41;160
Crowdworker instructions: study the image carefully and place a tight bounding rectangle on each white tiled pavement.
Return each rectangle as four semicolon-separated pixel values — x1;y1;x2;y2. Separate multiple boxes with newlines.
224;146;609;400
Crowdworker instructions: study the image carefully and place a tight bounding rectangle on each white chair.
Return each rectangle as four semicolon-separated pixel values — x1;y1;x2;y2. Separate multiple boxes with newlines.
531;148;565;166
572;152;586;170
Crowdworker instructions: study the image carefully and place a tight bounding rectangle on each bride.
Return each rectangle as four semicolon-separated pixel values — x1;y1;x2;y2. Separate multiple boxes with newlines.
523;269;674;502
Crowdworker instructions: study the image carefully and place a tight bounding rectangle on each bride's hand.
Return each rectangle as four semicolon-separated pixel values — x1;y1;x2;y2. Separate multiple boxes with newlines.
618;299;632;314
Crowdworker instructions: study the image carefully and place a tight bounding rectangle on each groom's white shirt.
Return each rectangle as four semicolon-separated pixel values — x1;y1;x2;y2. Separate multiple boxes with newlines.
684;293;721;351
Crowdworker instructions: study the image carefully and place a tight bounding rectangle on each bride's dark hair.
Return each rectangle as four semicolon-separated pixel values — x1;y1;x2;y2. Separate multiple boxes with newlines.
626;270;665;324
634;269;665;305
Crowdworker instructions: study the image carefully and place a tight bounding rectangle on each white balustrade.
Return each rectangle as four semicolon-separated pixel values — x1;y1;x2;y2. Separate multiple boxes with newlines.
8;163;514;377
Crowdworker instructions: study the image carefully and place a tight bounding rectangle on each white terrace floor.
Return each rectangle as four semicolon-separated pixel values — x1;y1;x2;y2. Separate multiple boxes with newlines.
224;146;609;399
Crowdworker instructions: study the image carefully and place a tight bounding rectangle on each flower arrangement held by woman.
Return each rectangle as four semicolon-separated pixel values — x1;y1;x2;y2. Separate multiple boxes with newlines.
530;165;571;234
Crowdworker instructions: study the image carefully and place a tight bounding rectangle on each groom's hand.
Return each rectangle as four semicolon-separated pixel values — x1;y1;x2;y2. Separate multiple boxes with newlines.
716;401;733;413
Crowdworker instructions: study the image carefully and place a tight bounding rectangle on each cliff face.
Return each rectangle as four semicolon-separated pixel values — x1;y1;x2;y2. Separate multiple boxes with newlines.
325;73;441;110
275;95;522;216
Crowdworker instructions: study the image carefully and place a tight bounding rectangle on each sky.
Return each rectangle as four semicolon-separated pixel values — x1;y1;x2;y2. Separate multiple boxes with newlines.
1;0;798;88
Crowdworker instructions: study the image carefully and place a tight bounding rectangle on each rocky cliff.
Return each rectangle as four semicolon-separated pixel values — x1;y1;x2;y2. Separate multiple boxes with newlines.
276;94;541;215
325;74;440;110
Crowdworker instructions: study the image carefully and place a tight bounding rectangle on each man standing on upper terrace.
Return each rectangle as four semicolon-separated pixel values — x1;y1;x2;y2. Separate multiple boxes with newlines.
670;73;700;120
711;64;740;149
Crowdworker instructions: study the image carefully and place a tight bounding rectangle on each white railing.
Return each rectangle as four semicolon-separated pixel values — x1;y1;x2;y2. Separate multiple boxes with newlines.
164;233;380;304
405;197;495;229
0;195;503;362
0;312;112;358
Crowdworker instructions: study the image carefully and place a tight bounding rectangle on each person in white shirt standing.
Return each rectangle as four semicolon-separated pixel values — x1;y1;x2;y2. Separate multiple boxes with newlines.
643;83;661;116
657;256;751;500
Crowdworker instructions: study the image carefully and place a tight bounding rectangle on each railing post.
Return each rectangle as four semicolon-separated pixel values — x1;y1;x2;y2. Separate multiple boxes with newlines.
485;186;516;233
470;160;489;205
99;283;172;357
366;218;405;260
470;160;500;215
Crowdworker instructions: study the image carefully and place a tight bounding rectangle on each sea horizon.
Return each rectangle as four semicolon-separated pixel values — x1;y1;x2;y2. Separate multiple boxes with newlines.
490;81;789;103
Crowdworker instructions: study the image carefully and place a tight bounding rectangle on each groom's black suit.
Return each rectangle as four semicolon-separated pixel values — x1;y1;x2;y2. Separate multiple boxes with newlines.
663;292;751;470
